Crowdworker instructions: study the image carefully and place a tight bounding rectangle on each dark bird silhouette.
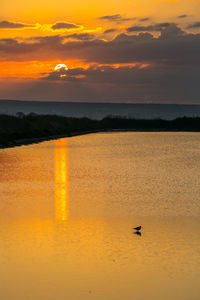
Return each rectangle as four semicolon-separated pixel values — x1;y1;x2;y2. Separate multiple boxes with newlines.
133;226;142;231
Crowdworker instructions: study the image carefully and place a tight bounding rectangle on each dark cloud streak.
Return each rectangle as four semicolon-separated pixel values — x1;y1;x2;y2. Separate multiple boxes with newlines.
65;33;95;40
178;14;188;19
0;20;34;29
139;18;150;22
103;28;118;34
51;22;80;30
127;23;171;32
99;14;135;23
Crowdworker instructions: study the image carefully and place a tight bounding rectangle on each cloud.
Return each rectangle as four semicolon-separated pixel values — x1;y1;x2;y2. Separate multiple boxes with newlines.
178;14;188;19
0;20;35;29
99;15;150;24
0;21;200;103
127;22;171;32
0;20;97;33
159;23;185;39
65;33;95;40
43;65;151;83
103;28;118;34
99;14;135;23
43;64;200;102
139;18;150;22
1;63;199;103
187;22;200;29
51;21;80;30
0;23;199;69
32;35;64;44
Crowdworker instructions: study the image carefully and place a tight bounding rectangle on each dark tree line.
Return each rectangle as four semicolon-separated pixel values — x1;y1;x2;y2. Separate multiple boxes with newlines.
0;114;200;147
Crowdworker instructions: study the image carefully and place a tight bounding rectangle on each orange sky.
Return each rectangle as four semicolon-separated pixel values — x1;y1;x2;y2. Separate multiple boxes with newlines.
0;0;200;78
0;0;200;102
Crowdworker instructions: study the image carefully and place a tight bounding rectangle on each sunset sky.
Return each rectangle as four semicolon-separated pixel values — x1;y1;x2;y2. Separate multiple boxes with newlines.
1;0;200;103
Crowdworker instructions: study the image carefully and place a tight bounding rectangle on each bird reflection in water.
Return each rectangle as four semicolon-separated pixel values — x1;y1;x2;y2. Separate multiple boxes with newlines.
134;231;142;236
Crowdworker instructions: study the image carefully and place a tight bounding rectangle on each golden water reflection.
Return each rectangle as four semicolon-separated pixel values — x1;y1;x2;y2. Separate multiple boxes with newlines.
54;139;68;222
1;133;200;300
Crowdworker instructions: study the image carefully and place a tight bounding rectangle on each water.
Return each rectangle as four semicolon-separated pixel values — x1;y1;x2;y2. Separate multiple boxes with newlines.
1;100;200;120
0;132;200;300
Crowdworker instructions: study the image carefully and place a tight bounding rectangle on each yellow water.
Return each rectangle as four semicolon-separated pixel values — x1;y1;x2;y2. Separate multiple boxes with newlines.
0;132;200;300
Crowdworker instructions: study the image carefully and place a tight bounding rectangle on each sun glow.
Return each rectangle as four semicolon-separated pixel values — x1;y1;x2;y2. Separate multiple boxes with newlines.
54;64;68;71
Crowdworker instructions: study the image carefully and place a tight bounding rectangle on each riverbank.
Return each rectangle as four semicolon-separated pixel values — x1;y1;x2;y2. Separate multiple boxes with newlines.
0;130;100;149
0;114;200;149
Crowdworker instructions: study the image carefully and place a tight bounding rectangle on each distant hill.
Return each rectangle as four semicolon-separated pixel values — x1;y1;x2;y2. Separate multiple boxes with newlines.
1;99;200;120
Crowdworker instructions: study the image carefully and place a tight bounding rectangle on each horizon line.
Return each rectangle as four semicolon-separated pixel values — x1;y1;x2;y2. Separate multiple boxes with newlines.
0;99;200;106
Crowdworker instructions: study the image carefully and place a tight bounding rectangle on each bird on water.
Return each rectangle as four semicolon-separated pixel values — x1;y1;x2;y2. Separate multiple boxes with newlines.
133;226;142;231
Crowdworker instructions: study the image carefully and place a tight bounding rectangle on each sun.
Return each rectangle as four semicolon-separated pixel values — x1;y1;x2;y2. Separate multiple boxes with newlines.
54;64;68;71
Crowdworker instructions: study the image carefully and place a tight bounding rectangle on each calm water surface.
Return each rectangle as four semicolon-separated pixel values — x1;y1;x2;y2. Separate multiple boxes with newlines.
0;132;200;300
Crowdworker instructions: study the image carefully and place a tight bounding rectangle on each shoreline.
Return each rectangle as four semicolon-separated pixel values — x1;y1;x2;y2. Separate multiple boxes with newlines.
0;130;99;149
1;128;200;150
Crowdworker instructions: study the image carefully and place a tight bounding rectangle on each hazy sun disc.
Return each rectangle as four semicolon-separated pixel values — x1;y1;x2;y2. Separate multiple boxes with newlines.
54;64;68;71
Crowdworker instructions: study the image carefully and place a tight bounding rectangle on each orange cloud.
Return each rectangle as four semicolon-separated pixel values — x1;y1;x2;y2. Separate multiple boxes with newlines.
0;61;53;78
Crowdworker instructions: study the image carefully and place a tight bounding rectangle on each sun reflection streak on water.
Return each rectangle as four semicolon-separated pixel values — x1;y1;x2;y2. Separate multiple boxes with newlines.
54;139;68;223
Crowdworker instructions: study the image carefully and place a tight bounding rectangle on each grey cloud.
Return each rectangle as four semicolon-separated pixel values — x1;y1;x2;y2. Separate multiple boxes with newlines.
103;28;118;34
139;18;150;22
0;20;34;29
51;22;80;30
127;22;171;32
33;35;63;42
99;14;135;23
0;38;19;45
114;32;153;41
43;65;153;83
187;22;200;29
159;23;185;39
178;14;188;19
65;33;95;40
44;63;200;103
